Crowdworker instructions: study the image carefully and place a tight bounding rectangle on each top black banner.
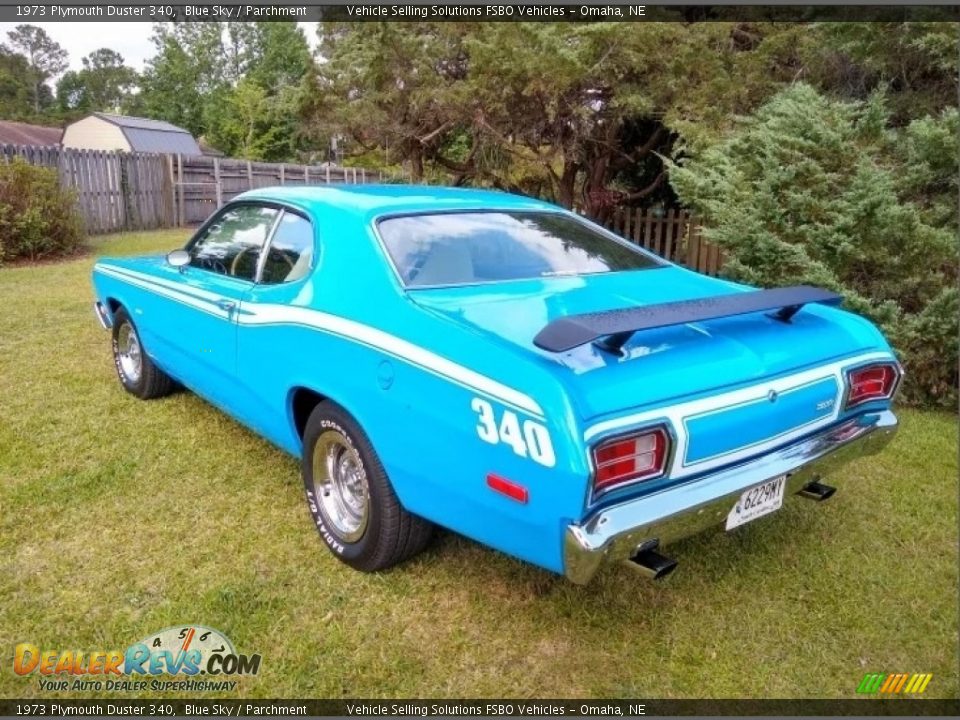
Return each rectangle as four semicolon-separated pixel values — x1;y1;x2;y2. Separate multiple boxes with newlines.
3;698;960;716
1;3;959;22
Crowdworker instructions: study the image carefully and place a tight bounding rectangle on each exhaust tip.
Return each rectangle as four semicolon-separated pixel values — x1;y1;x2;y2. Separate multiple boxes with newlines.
628;548;678;580
798;480;837;502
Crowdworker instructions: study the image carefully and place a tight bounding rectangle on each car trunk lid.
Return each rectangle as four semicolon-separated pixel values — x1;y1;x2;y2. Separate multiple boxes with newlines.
410;267;883;422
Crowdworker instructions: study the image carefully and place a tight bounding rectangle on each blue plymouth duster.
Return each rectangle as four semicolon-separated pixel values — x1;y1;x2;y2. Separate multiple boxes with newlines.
91;186;901;583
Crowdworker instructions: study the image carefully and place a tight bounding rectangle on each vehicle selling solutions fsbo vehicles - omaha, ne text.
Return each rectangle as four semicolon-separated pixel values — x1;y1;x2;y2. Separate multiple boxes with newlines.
91;186;901;583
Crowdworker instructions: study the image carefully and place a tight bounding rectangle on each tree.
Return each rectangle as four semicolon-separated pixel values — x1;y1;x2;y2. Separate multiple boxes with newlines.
56;48;138;113
465;22;817;216
802;22;959;121
0;46;35;120
138;22;228;137
139;21;310;159
668;83;958;407
3;24;67;113
246;22;311;88
305;22;799;211
222;23;260;85
203;22;311;160
304;22;470;180
203;78;304;161
896;108;958;230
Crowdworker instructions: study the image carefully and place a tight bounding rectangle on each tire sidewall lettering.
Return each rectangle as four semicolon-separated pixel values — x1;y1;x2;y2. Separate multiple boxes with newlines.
304;418;366;557
303;488;344;554
300;402;434;572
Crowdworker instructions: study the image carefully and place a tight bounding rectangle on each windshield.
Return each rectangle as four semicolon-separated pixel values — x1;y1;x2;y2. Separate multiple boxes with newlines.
377;211;662;287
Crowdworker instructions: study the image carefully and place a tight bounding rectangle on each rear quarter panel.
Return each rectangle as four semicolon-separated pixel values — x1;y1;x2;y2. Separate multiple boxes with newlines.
238;312;591;573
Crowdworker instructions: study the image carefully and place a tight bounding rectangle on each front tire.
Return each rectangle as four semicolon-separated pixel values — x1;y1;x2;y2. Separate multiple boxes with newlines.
302;402;433;572
111;306;175;400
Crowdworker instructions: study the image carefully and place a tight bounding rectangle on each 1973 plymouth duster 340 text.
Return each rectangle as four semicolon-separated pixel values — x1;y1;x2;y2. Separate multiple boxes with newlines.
92;186;901;583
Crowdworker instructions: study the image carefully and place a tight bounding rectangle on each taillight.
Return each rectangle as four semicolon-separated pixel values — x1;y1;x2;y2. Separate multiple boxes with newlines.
845;362;900;408
592;426;669;495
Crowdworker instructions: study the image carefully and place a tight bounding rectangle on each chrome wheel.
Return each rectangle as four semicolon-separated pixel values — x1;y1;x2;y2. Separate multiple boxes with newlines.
116;322;142;384
312;429;369;542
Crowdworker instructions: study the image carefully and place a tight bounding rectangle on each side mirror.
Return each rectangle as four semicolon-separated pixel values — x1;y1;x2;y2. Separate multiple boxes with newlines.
166;249;191;271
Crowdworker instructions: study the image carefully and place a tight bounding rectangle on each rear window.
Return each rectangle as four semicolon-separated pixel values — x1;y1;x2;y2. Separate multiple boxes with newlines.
377;211;661;287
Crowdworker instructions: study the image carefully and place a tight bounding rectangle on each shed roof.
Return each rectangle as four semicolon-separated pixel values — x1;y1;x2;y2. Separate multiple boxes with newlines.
92;112;202;155
0;120;63;146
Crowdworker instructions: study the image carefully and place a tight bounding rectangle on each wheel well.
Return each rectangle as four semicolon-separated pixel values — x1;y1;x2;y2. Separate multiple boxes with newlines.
106;298;121;314
291;387;327;440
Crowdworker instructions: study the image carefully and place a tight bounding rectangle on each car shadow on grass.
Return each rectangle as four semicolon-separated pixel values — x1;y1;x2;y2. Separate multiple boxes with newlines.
396;497;822;612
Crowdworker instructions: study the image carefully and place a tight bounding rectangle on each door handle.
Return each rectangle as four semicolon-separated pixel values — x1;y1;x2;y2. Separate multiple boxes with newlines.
217;299;236;312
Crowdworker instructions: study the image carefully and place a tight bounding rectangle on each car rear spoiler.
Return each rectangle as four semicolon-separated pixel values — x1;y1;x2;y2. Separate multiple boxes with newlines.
533;285;843;354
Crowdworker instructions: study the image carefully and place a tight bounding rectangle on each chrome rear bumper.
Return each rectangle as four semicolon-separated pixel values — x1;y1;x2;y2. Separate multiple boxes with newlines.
563;410;898;584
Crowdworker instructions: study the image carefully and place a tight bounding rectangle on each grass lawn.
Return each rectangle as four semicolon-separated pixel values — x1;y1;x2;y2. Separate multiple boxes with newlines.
0;229;957;699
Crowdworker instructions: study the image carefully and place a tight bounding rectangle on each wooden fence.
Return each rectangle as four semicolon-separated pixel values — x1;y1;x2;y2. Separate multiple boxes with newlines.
172;155;383;225
0;143;384;234
1;143;172;234
604;207;722;276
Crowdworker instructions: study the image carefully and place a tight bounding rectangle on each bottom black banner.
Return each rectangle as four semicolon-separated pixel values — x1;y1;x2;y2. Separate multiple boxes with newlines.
1;699;960;717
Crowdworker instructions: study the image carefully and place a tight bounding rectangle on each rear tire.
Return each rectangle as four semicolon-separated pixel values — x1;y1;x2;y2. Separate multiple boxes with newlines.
111;306;175;400
302;401;433;572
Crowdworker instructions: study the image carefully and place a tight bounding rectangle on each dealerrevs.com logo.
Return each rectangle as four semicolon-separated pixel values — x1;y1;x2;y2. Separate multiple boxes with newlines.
13;626;261;692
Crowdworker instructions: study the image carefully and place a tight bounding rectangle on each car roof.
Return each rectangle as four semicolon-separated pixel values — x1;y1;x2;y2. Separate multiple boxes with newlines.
232;184;560;221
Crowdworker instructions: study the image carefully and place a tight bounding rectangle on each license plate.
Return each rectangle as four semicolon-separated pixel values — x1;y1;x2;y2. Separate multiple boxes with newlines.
725;475;786;530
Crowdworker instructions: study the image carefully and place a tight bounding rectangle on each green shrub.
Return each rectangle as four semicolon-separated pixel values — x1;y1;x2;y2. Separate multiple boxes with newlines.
669;84;958;408
0;158;84;264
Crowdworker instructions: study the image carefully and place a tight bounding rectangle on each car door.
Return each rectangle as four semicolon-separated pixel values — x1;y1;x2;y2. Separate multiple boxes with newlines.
162;202;281;410
233;208;318;447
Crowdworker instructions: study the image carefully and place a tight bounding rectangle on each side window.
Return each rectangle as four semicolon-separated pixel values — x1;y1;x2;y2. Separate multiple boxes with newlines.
189;205;278;280
260;212;315;284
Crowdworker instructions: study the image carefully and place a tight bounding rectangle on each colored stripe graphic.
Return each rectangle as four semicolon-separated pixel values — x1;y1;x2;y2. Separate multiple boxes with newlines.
857;673;932;694
857;673;885;694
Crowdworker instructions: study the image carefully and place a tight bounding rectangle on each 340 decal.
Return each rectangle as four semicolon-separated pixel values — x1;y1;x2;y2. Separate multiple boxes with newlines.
471;398;556;467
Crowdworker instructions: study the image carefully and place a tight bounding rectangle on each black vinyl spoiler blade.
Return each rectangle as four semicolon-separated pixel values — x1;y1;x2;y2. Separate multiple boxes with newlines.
533;285;843;354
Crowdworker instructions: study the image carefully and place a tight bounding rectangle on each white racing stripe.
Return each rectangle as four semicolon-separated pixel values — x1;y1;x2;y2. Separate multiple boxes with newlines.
96;265;229;319
97;264;227;304
240;304;545;418
94;264;545;418
583;350;895;480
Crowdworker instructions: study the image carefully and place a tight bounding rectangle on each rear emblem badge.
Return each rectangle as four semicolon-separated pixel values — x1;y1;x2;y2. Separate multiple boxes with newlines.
767;389;779;403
